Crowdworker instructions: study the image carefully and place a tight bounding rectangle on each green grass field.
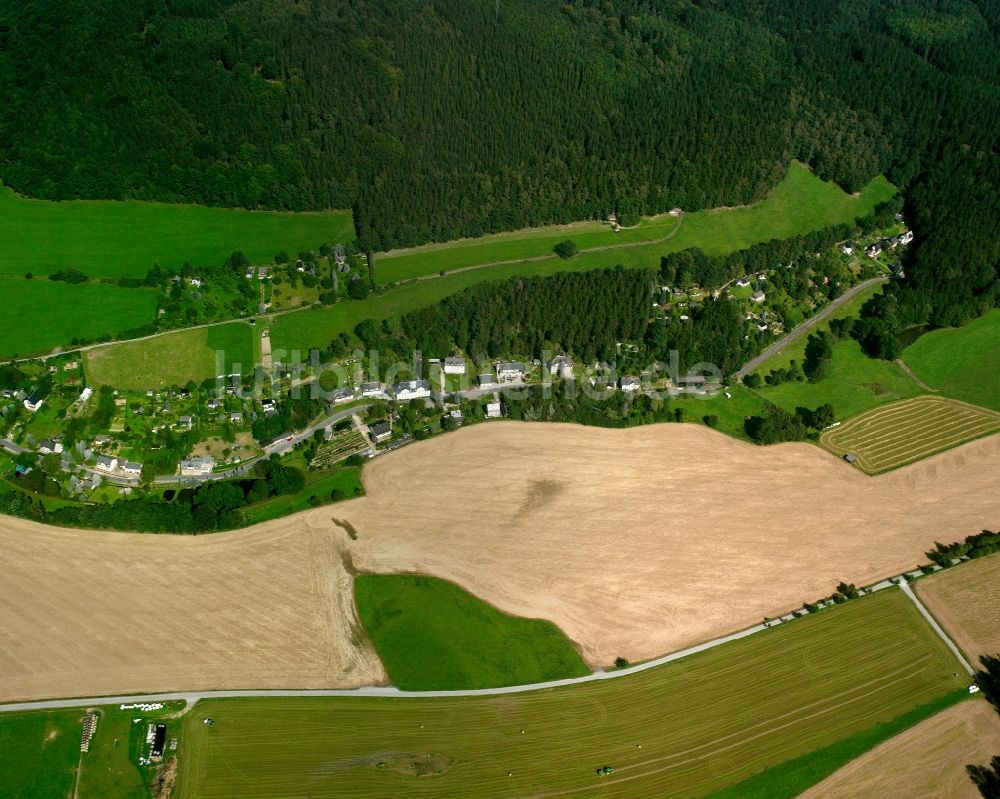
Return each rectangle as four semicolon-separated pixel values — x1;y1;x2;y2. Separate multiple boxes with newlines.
0;280;159;360
902;309;1000;411
0;701;185;799
820;395;1000;473
84;322;255;389
174;589;965;799
755;338;923;421
354;574;589;690
377;163;895;282
0;182;354;278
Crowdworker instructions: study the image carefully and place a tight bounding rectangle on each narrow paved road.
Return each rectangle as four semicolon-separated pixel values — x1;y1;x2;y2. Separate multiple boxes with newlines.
732;276;888;380
899;579;975;675
0;566;973;714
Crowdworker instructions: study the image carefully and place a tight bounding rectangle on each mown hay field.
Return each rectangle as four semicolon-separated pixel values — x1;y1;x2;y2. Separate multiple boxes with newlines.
175;590;966;799
821;396;1000;474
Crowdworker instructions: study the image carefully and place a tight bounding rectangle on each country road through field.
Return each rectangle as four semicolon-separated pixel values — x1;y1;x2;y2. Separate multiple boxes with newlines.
0;571;969;714
732;275;889;379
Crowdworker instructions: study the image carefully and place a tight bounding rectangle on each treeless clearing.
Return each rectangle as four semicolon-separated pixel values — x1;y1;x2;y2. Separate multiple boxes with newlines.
916;554;1000;663
1;422;998;701
800;700;1000;799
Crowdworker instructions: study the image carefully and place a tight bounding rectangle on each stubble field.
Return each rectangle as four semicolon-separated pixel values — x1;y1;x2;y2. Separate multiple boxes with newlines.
915;553;1000;663
1;422;998;703
801;700;1000;799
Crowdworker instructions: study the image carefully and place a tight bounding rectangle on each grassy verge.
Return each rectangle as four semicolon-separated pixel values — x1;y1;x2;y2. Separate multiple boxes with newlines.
902;308;1000;411
354;574;589;690
175;590;966;798
703;691;970;799
0;182;354;279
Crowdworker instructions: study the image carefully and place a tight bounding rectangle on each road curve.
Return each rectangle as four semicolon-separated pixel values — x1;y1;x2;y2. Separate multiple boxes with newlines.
732;276;888;380
0;573;933;714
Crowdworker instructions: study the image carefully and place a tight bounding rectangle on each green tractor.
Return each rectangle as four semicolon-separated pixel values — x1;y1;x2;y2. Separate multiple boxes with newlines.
596;765;614;777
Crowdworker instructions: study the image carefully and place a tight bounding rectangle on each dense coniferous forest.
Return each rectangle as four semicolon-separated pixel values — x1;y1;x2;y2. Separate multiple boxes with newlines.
0;0;997;330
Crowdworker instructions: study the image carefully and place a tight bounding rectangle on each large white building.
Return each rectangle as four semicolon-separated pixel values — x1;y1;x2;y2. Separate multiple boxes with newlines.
394;380;431;401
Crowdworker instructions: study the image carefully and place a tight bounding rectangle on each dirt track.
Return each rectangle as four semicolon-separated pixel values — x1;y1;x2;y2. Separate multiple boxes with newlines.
1;422;998;702
800;700;1000;799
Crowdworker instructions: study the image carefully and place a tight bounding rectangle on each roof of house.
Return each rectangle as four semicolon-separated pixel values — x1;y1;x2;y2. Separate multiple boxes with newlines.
444;356;466;366
497;362;526;372
368;420;391;435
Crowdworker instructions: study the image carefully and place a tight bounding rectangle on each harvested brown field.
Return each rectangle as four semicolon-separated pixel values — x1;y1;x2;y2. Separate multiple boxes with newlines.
916;553;1000;662
800;700;1000;799
1;421;999;701
0;518;385;702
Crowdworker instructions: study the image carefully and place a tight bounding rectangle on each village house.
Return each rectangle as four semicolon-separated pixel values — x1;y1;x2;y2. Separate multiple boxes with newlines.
37;439;64;455
180;456;215;477
496;362;527;384
750;290;766;303
866;243;882;258
478;373;498;389
443;357;466;375
840;244;853;255
230;412;243;423
394;380;431;401
360;382;389;399
330;386;355;404
119;461;143;478
79;387;93;403
368;420;392;443
900;230;914;245
178;415;194;429
735;276;751;288
485;400;503;418
23;389;45;413
261;399;277;416
619;376;642;393
94;455;118;472
547;355;574;379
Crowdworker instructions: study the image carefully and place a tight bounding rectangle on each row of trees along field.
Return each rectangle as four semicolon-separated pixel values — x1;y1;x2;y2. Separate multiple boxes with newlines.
0;0;996;331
